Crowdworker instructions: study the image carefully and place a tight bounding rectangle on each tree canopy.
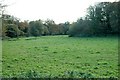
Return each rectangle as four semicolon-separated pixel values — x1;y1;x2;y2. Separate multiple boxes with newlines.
1;1;119;39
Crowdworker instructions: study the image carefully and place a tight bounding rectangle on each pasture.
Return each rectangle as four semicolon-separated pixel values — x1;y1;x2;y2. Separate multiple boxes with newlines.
2;35;118;78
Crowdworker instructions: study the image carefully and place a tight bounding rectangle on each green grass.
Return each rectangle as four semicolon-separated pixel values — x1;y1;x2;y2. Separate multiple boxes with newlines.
2;35;118;78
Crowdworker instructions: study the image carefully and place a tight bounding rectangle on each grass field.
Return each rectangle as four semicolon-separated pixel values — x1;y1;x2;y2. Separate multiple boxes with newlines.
2;35;118;78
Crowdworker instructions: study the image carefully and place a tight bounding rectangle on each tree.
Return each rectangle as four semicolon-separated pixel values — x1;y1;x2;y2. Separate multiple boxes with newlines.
68;18;91;37
18;21;29;36
0;16;2;37
59;21;70;35
0;1;8;37
44;19;59;35
108;2;120;35
42;25;49;36
5;24;20;38
86;2;119;36
28;20;45;36
68;1;119;37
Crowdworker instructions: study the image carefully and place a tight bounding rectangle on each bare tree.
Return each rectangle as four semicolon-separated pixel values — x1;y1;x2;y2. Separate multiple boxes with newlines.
0;0;8;38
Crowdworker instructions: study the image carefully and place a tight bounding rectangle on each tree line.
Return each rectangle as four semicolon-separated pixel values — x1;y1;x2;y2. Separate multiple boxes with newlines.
69;2;120;37
1;1;119;39
2;17;70;38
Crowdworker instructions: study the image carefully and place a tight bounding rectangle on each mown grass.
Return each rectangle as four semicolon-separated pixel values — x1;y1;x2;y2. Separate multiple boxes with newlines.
2;35;118;78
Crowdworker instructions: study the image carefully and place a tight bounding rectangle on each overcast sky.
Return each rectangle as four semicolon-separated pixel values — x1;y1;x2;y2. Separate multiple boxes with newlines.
4;0;116;23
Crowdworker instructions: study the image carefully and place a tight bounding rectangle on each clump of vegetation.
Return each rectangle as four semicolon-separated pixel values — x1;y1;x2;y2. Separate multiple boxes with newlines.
95;51;100;53
97;62;108;65
19;70;41;78
53;51;57;53
44;49;48;51
17;70;94;78
12;58;19;61
64;71;94;78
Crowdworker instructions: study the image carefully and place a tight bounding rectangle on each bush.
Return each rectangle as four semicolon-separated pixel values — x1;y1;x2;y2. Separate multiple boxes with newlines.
5;24;20;38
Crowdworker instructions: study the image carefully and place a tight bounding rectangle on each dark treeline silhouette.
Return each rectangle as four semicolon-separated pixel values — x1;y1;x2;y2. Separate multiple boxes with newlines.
1;1;119;39
69;2;120;37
